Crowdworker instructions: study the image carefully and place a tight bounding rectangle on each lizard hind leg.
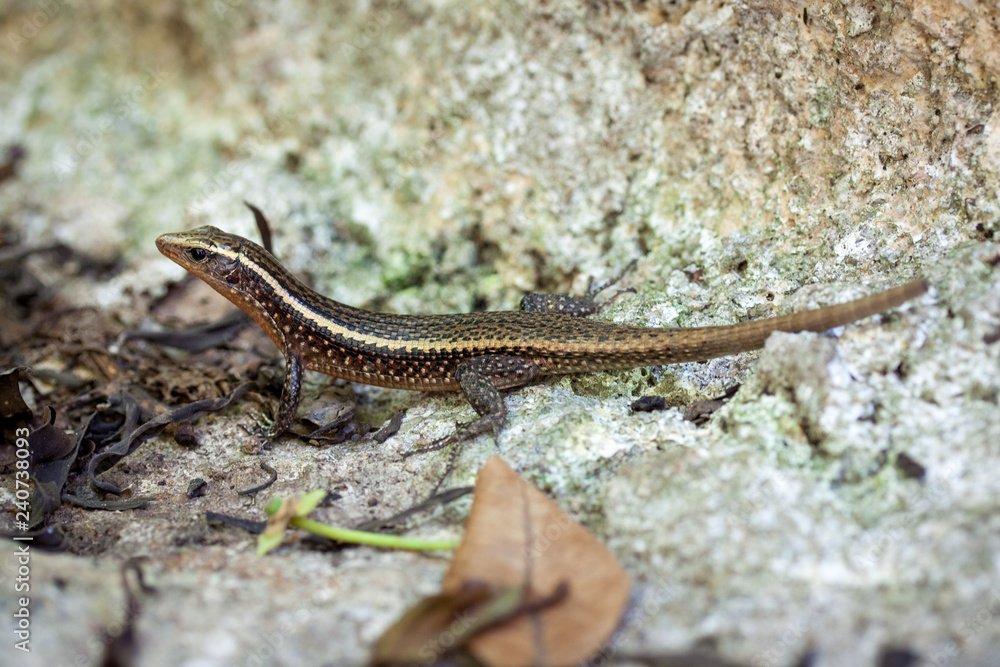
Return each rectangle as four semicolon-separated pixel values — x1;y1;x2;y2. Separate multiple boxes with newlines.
519;259;637;316
402;355;540;459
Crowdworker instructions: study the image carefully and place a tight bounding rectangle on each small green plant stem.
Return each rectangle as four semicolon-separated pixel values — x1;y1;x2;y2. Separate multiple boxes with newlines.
290;517;459;551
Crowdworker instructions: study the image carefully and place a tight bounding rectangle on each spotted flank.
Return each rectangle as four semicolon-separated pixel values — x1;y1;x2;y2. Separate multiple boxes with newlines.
157;226;928;442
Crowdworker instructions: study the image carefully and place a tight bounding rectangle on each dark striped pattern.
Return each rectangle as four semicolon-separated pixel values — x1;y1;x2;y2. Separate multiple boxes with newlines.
157;227;928;394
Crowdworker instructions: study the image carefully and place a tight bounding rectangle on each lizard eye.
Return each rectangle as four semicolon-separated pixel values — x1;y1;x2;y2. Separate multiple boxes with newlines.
188;247;208;262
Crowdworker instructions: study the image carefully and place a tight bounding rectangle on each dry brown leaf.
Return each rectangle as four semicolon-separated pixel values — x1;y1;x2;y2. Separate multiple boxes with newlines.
371;584;493;666
442;456;630;666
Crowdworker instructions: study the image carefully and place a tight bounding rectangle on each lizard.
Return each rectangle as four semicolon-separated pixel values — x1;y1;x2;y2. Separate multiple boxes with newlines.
156;226;927;451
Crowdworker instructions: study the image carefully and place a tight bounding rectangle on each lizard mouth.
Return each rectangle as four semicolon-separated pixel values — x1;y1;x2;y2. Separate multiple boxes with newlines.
155;234;183;263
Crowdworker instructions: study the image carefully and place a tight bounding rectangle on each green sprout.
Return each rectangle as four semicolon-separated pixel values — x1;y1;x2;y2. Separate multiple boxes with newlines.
257;490;459;555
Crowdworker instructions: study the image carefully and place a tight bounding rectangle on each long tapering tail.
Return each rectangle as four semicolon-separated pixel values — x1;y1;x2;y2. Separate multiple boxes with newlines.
627;279;929;365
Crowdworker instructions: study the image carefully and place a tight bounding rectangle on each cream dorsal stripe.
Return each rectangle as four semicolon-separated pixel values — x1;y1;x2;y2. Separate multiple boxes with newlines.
156;222;927;441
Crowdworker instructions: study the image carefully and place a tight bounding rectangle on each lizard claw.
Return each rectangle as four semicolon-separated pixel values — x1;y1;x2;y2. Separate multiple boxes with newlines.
240;416;279;449
586;258;638;299
401;433;455;459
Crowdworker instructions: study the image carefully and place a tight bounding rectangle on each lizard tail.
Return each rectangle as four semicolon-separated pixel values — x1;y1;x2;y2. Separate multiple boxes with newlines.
631;278;929;365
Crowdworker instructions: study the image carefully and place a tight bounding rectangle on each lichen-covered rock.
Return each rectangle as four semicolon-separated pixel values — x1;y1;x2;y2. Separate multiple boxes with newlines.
1;0;998;665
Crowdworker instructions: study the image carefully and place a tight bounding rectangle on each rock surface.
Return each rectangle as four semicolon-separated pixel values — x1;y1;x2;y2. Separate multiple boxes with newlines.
1;1;999;665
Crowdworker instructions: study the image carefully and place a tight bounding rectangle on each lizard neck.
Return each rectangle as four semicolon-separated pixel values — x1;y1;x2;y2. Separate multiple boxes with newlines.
224;241;359;351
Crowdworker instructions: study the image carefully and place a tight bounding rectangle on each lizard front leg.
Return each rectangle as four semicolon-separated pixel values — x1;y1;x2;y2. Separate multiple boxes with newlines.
268;350;303;437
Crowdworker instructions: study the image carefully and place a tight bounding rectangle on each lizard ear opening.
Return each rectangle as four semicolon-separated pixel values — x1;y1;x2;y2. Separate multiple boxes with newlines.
225;271;240;285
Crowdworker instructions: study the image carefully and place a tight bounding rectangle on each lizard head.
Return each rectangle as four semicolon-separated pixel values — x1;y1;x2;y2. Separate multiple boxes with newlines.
156;226;244;292
156;225;297;349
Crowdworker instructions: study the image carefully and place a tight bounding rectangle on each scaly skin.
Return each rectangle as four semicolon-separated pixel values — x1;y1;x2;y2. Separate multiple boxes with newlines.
156;226;927;446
